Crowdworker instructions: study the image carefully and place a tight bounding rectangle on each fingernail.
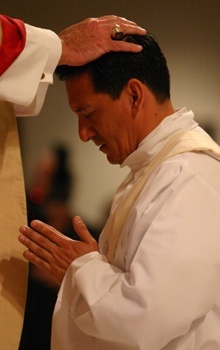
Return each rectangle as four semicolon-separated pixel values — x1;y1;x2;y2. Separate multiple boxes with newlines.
19;225;27;233
19;235;25;242
31;220;37;228
75;216;82;223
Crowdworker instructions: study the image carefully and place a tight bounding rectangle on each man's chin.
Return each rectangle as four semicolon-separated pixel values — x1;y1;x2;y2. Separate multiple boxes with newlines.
106;154;121;165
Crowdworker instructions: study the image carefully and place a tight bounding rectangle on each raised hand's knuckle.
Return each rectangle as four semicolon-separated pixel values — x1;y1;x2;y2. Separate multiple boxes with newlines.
35;245;44;256
37;236;46;247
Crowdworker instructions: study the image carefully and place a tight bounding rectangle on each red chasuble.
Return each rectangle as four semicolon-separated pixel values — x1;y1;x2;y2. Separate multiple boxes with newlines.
0;15;26;75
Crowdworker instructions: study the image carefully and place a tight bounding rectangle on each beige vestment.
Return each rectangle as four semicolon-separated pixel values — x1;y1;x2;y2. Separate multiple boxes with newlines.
0;20;61;348
0;100;28;349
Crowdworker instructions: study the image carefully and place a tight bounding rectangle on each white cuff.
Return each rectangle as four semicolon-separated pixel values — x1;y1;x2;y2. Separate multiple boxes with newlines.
0;23;62;116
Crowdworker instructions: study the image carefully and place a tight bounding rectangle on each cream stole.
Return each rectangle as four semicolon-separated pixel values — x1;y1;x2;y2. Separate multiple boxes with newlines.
104;130;220;264
0;100;28;349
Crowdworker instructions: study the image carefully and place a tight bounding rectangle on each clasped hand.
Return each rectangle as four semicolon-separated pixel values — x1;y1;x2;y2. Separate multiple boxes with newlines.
18;216;98;284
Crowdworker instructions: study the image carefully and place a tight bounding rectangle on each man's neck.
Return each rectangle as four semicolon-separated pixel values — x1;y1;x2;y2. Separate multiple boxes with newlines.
138;98;175;143
154;99;175;122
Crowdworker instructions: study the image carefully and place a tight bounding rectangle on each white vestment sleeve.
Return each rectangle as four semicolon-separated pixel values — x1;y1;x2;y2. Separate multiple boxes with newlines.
0;23;61;116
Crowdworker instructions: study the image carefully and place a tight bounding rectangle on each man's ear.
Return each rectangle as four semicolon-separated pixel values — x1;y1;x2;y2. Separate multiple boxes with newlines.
126;78;144;114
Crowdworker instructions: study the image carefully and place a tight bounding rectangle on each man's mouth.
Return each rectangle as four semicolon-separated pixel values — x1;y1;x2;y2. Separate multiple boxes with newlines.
93;140;107;153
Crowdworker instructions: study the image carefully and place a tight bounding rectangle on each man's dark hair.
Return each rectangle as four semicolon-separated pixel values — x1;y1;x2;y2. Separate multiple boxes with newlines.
55;33;170;103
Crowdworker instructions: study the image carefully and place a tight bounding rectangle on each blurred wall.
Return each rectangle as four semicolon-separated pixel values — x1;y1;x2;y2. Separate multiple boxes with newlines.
1;0;220;227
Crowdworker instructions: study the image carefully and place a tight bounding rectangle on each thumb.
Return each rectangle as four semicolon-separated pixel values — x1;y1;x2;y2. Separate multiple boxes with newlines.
72;216;96;244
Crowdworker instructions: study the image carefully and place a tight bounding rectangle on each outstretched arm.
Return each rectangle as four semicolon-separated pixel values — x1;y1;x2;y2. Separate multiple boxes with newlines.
18;216;98;284
0;14;146;115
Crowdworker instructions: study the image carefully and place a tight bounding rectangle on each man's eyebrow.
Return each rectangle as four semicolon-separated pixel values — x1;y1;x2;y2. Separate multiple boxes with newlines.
75;106;86;113
75;104;91;113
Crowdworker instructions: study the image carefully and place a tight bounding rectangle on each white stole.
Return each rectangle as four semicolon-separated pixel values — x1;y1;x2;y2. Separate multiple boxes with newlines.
103;130;220;263
0;100;28;349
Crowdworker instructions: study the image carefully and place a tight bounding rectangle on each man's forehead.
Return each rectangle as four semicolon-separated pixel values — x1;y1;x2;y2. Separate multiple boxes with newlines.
66;71;92;87
66;72;97;100
65;73;106;111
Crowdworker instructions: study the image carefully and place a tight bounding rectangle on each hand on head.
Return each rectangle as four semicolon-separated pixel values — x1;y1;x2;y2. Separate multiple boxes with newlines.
58;15;146;66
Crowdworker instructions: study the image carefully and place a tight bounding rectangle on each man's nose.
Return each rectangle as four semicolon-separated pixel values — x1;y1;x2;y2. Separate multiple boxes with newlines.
78;120;95;142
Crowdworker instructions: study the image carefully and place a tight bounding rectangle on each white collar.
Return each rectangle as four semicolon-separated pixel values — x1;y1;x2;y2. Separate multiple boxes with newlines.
121;108;198;171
